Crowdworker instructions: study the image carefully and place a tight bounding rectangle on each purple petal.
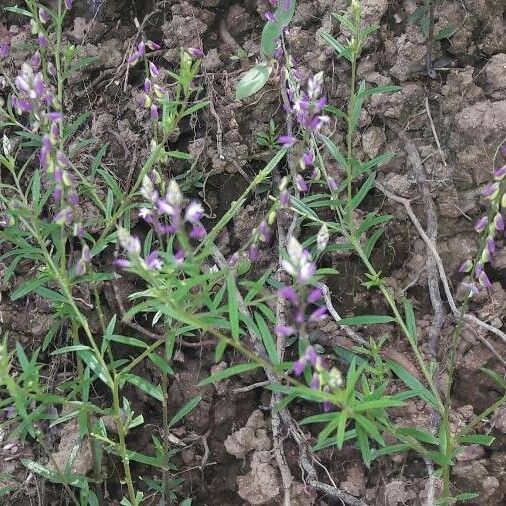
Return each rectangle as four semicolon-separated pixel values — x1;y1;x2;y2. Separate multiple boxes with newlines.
114;258;132;269
278;134;297;147
309;306;327;322
293;358;305;376
274;325;295;338
474;216;488;233
307;288;323;303
493;165;506;180
278;285;298;303
189;223;207;239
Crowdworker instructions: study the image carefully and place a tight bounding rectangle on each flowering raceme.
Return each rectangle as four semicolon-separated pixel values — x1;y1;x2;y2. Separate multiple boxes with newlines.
459;162;506;294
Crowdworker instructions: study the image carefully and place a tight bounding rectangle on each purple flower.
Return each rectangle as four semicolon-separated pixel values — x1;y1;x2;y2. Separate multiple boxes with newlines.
482;183;499;199
146;40;161;50
258;221;272;243
118;228;141;255
304;346;318;366
478;270;492;289
189;223;206;240
68;192;79;206
47;111;63;122
274;325;295;338
265;11;276;21
462;282;479;297
47;62;56;78
31;51;41;69
0;43;11;59
310;374;320;390
293;358;305;376
308;72;324;100
278;285;298;303
494;165;506;180
279;189;290;206
75;259;86;276
81;245;92;263
174;249;185;265
302;151;314;167
144;78;152;94
144;251;162;270
228;252;240;267
474;216;488;233
149;61;160;78
128;51;140;65
187;47;204;58
185;201;204;224
137;41;146;57
295;175;308;193
493;213;504;231
64;0;73;9
328;177;339;191
309;306;327;322
150;105;159;120
278;134;297;147
322;400;333;413
458;259;473;273
307;288;323;303
249;243;259;261
281;237;317;283
488;238;496;255
54;207;74;226
38;34;48;48
39;8;50;24
114;258;132;269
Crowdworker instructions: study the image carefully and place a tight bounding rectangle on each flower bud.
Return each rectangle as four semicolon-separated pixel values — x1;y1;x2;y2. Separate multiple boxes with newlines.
316;224;329;252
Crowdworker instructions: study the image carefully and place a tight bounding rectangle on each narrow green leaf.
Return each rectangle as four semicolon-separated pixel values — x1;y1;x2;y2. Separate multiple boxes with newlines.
355;424;372;467
255;312;279;364
357;85;401;98
404;299;417;344
214;339;228;362
226;271;240;341
357;152;394;174
78;350;109;386
121;373;163;402
4;6;33;17
348;172;376;211
453;492;480;502
480;367;506;390
320;135;347;167
363;227;385;259
168;396;201;427
10;276;47;301
167;150;191;160
338;315;395;326
458;434;495;446
397;427;439;445
198;362;260;386
336;411;348;449
318;31;352;61
354;397;405;412
105;189;114;219
299;412;336;425
324;105;347;120
51;345;92;355
148;353;174;376
21;459;62;482
386;359;437;408
350;81;366;131
30;170;41;207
